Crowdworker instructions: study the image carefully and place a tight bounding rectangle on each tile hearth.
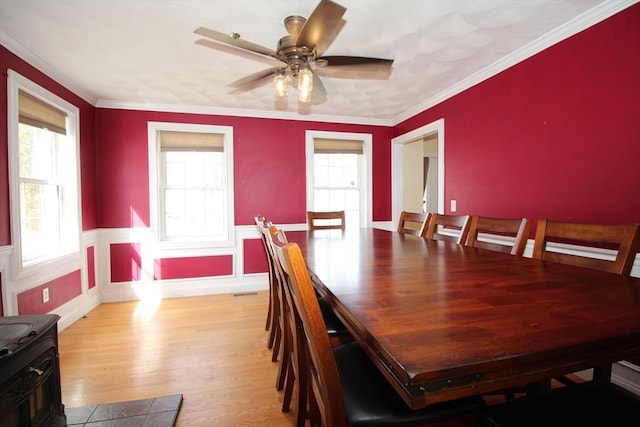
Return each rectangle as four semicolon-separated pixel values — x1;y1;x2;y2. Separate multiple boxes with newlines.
65;394;182;426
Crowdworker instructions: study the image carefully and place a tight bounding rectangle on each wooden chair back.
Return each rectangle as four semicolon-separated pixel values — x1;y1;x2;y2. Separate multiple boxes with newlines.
307;210;346;230
533;219;640;276
465;216;532;256
254;215;280;354
264;225;310;423
271;238;347;427
424;213;471;244
397;211;430;236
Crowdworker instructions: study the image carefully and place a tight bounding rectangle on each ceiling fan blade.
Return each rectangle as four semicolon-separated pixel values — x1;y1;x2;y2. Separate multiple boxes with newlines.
318;55;394;71
296;0;346;52
228;67;279;90
195;39;284;67
195;26;280;60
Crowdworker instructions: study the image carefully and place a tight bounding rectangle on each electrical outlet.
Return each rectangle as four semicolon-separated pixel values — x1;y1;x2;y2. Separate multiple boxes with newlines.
42;288;49;303
450;199;457;212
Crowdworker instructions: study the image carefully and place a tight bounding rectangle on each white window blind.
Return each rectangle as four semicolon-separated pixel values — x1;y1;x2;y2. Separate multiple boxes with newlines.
313;138;364;154
159;130;224;152
19;90;67;135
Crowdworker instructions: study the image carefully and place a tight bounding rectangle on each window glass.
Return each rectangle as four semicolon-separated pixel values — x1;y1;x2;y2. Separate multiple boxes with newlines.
312;152;363;228
306;132;372;230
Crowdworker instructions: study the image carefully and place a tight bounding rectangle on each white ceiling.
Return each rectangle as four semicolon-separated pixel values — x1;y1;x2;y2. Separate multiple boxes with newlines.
0;0;633;124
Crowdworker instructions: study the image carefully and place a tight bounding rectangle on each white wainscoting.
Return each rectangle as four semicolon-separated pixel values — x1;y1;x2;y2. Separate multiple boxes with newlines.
96;223;309;303
0;230;101;331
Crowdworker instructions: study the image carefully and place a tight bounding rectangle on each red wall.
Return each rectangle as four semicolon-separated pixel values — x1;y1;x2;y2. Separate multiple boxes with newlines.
244;238;268;274
95;109;392;228
395;4;640;230
16;270;82;315
87;246;96;289
153;255;233;280
110;243;142;283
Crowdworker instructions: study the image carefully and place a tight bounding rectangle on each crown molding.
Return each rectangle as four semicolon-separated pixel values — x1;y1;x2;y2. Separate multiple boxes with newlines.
391;0;639;125
95;99;393;126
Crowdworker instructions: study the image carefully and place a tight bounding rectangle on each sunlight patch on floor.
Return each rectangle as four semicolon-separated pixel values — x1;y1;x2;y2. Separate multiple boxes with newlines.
132;282;162;320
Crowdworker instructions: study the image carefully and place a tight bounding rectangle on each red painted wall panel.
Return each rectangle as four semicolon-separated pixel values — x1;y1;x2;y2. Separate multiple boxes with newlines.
153;255;233;280
244;238;268;274
110;242;142;282
394;4;640;231
87;245;96;289
17;270;82;315
95;109;392;228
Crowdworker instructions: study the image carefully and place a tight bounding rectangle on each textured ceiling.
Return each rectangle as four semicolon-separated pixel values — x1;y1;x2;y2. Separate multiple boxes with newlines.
0;0;630;124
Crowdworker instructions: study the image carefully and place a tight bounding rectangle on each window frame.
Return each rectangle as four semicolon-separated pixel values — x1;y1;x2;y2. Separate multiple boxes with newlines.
148;122;235;249
305;130;373;228
7;69;81;277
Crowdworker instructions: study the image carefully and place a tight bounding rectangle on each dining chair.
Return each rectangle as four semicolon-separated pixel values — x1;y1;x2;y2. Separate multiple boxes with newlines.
272;238;485;427
265;225;352;424
397;210;430;236
307;210;346;230
465;216;532;256
533;219;640;276
423;213;471;244
481;379;640;427
533;219;640;386
254;215;281;360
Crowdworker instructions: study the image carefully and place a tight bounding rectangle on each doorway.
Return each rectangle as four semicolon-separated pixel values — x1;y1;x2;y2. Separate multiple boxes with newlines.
391;119;444;228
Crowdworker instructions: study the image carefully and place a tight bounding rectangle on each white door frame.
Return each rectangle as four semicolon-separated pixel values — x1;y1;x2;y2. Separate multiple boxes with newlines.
391;118;445;228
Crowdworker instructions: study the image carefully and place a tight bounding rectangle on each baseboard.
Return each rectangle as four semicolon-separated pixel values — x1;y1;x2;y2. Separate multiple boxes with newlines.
53;288;101;332
99;274;269;303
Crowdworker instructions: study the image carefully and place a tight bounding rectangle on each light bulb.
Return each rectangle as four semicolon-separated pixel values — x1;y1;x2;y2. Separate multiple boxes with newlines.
298;87;312;103
273;71;287;97
297;67;313;93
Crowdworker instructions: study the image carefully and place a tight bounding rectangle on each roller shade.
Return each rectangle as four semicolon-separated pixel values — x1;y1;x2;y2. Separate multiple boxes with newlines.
19;90;67;135
159;130;224;152
314;138;364;154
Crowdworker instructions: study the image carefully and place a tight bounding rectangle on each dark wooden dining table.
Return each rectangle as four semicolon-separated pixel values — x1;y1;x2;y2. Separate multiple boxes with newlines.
285;227;640;409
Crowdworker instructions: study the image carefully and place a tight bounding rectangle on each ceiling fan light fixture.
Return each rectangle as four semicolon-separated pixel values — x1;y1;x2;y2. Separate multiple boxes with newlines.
195;0;394;106
274;69;288;97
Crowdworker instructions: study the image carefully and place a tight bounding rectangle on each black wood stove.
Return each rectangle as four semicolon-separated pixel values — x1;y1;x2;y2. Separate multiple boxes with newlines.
0;314;66;427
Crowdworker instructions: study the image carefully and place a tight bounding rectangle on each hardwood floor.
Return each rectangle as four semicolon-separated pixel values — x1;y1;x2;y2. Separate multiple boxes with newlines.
58;291;295;426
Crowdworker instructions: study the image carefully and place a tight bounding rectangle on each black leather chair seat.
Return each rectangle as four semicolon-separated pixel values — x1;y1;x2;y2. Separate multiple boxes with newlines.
334;342;484;426
481;380;640;427
318;296;350;337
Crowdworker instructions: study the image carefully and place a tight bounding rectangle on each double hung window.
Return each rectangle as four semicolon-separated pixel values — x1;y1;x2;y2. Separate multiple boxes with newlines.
8;70;80;272
306;131;372;228
148;123;234;247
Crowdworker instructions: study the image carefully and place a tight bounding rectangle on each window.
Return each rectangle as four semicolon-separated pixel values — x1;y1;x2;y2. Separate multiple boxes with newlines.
306;131;372;228
148;122;234;247
7;70;81;272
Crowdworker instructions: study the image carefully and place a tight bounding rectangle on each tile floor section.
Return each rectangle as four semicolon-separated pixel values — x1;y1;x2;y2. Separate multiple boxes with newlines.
65;394;182;427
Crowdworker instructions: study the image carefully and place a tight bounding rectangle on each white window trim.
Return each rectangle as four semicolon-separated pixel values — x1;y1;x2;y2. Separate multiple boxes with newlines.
7;69;82;279
148;122;235;250
305;130;373;228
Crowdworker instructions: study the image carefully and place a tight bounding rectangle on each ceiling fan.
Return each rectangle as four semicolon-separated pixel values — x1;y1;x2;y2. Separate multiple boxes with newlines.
194;0;393;103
